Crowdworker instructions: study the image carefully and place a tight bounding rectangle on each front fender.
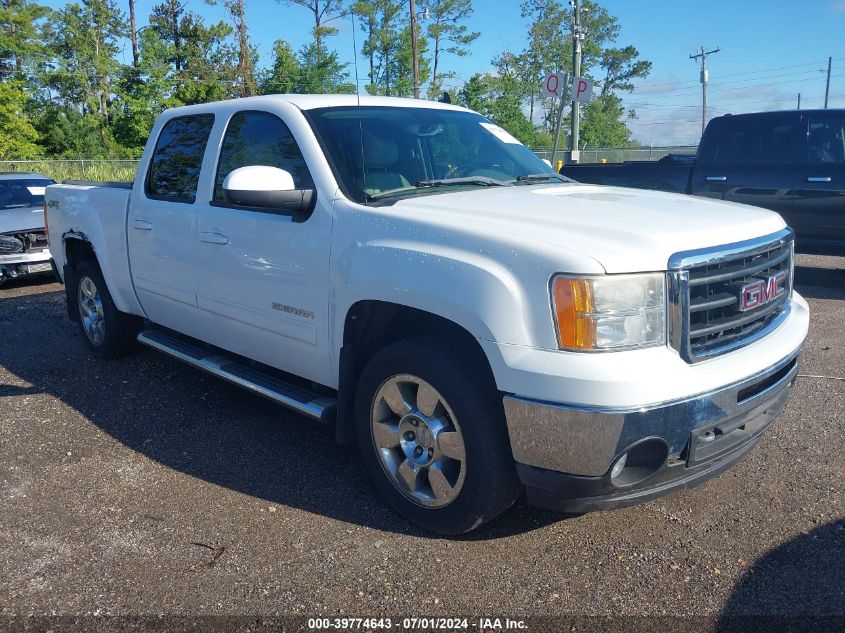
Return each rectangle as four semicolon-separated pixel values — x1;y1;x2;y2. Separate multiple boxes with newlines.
331;235;554;364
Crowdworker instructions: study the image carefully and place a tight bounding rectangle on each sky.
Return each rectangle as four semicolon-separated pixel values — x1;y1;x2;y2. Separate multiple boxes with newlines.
44;0;845;145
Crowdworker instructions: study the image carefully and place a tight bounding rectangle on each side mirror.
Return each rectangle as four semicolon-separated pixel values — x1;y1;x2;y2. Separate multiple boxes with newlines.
222;165;315;217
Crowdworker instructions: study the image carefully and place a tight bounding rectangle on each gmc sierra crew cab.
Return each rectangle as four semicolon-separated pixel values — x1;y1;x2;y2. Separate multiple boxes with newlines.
563;110;845;254
45;95;809;535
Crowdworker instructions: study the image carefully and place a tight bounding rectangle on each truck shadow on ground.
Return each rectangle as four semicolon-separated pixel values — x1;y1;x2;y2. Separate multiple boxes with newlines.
716;519;845;632
793;262;845;300
0;284;561;539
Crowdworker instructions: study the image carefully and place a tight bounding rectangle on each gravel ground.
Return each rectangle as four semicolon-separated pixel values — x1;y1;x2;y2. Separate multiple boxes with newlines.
0;255;842;629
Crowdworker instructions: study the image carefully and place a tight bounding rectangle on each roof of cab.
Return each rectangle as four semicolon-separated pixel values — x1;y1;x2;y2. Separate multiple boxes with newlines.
162;93;473;117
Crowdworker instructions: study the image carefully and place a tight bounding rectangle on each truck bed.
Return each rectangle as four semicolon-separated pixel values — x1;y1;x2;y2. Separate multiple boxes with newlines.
45;182;142;317
62;180;133;189
561;154;695;194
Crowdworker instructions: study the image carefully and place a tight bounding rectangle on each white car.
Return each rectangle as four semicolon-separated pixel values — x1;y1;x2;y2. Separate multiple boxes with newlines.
44;95;809;534
0;172;55;286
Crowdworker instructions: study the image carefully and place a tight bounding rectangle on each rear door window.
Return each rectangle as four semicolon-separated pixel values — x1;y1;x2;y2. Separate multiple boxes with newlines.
806;115;845;164
146;114;214;203
716;115;800;165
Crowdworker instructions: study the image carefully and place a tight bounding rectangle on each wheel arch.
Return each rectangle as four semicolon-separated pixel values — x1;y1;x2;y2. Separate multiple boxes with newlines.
334;300;498;445
60;229;145;320
61;234;97;322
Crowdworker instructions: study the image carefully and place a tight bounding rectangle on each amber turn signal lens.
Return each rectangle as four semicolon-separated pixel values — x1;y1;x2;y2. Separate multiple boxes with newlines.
552;277;596;350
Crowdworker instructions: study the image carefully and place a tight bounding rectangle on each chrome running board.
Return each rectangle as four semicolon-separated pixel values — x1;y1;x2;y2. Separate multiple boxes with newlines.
137;329;336;422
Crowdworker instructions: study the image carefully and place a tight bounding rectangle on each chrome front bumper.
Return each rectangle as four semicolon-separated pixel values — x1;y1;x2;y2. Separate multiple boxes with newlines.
0;249;53;280
503;350;800;511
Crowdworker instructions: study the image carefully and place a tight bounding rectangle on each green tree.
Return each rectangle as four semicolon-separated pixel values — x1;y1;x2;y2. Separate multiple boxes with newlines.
277;1;346;62
258;37;354;95
599;45;651;96
457;73;547;147
579;93;635;147
44;0;127;152
515;0;570;124
260;39;301;93
277;1;354;94
502;0;649;145
218;0;257;96
34;104;122;156
146;0;238;102
111;2;239;151
353;0;429;97
0;80;39;158
297;41;355;93
424;0;478;100
0;0;50;81
111;29;180;151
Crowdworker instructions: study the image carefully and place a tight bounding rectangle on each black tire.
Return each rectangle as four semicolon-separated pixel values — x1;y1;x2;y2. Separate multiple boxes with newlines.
74;259;140;359
355;335;521;535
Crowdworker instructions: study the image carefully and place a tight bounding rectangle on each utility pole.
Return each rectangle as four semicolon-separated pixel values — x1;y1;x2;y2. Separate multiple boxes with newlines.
569;0;583;162
551;73;571;168
824;56;832;109
797;93;801;109
410;0;420;99
129;0;139;67
690;46;720;138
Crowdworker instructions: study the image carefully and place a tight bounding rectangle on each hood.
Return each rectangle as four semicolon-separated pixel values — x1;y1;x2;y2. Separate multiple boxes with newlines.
393;184;787;273
0;206;45;235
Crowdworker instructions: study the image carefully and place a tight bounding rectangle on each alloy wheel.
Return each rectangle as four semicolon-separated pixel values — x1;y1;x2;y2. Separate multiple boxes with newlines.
370;374;467;508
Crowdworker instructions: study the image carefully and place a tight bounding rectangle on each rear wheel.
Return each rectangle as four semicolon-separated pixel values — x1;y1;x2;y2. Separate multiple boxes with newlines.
74;259;139;358
356;335;521;535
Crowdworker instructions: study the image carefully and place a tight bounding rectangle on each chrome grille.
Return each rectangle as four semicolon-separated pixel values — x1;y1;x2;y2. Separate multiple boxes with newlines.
669;229;794;363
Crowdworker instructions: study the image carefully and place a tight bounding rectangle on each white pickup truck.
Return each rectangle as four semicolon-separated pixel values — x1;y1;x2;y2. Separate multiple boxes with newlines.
45;95;809;534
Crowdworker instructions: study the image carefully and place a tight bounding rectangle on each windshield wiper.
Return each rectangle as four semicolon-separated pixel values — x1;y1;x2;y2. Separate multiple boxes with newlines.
366;176;513;202
515;173;572;183
365;186;420;201
417;176;512;188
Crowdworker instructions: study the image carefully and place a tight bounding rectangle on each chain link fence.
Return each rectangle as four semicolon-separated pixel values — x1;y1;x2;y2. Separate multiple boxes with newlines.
532;146;697;164
0;159;140;183
1;146;699;182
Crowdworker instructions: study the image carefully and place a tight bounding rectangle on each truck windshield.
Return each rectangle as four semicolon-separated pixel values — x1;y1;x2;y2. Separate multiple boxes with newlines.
305;106;566;204
0;178;54;210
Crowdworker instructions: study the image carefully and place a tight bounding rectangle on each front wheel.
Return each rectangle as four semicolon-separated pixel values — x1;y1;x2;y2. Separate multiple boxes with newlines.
74;259;139;358
355;335;521;535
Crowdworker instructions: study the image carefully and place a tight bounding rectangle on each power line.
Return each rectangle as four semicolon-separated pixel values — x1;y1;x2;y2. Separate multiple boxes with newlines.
630;72;843;102
632;58;831;93
634;67;824;99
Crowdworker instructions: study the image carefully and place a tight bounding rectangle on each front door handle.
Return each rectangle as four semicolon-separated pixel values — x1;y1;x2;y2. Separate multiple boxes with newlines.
806;176;832;183
706;176;727;182
133;219;153;231
200;232;229;245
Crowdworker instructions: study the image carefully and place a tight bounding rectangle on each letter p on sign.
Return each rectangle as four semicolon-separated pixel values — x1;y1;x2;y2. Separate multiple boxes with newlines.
571;76;593;103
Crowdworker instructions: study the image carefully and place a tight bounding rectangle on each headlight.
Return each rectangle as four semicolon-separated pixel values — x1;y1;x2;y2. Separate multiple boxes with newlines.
0;235;24;254
551;273;666;351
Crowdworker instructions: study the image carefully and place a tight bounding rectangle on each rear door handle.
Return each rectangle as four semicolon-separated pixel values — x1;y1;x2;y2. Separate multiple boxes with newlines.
806;176;832;183
133;219;153;231
200;232;229;245
706;176;727;182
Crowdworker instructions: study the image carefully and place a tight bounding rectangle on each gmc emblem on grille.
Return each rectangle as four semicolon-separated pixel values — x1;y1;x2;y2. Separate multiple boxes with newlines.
738;271;787;312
